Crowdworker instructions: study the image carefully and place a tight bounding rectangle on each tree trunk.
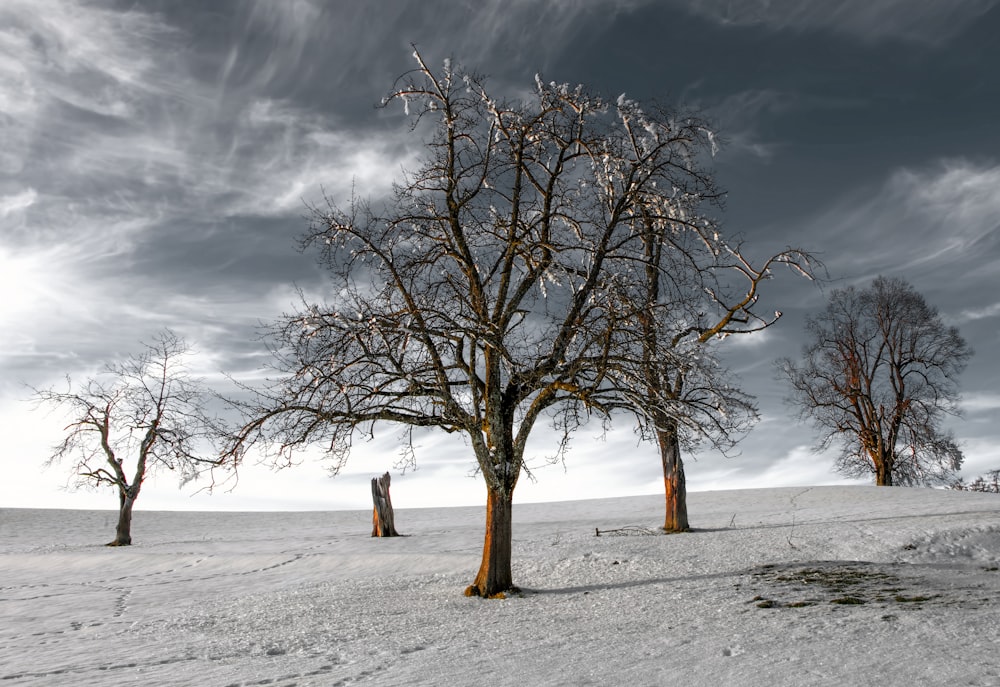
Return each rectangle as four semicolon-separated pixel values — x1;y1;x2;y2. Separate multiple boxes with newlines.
872;445;894;486
371;472;399;537
660;425;689;533
875;459;893;486
108;490;136;546
465;485;515;598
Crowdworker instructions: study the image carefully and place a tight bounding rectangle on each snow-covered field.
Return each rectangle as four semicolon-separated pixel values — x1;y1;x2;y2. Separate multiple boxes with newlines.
2;486;999;686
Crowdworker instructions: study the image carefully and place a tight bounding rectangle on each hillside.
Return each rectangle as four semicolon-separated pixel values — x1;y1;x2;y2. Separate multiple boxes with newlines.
2;486;999;686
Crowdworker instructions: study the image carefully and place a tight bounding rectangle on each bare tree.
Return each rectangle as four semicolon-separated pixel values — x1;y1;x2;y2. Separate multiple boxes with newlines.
951;470;1000;493
32;331;218;545
582;95;818;533
610;230;816;531
779;276;972;486
223;52;801;596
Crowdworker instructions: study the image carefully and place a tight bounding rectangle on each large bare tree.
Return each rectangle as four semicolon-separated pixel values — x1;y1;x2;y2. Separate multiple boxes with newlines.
32;330;218;545
779;276;972;486
223;52;798;596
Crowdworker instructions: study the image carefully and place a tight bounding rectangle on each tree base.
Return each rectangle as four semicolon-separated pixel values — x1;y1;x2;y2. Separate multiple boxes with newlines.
105;540;131;547
660;526;691;534
464;584;520;600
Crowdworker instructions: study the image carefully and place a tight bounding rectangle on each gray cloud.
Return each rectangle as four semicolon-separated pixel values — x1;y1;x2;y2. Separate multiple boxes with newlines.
705;89;867;164
958;302;1000;323
961;393;1000;415
0;0;426;378
806;160;1000;293
679;0;999;44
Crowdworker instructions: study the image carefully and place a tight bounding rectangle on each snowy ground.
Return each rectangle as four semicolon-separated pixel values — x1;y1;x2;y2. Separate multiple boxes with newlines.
2;486;999;686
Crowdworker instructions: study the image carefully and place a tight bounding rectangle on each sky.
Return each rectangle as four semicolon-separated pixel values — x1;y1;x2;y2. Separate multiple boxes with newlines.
2;0;999;512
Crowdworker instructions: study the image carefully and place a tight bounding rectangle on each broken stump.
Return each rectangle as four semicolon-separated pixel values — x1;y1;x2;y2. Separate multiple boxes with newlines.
371;471;399;537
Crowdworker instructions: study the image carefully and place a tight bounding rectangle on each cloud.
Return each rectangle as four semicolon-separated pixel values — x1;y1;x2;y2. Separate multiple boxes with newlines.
678;0;999;44
701;89;865;164
2;1;408;231
0;0;425;377
688;444;863;491
960;393;1000;415
219;98;415;217
702;90;792;162
805;159;1000;286
436;0;641;66
0;0;182;173
213;0;643;103
958;302;1000;322
224;0;324;92
0;188;36;216
898;162;1000;224
954;437;1000;482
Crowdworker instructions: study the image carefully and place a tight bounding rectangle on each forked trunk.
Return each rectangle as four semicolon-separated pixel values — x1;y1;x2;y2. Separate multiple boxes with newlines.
465;486;515;598
659;425;689;532
108;491;136;546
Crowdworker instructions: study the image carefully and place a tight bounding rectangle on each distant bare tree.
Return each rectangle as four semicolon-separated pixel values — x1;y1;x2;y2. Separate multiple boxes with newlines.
222;51;810;596
951;470;1000;494
32;331;218;545
779;276;972;486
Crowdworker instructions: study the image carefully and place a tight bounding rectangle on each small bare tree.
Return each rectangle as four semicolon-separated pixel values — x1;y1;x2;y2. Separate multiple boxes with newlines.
779;276;972;486
32;330;218;545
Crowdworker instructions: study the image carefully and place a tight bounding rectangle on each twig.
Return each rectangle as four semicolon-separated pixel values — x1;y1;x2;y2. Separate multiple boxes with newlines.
595;526;658;537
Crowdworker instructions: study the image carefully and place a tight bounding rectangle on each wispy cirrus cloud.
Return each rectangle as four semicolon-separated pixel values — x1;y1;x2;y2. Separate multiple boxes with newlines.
218;98;415;217
805;159;1000;287
678;0;999;44
958;302;1000;323
0;0;182;174
218;0;642;100
0;0;418;372
704;89;865;163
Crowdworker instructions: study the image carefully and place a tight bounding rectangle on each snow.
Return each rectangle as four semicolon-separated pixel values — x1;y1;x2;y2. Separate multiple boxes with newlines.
2;486;1000;686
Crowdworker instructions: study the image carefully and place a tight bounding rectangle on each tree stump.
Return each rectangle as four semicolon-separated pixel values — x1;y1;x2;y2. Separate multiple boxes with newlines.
371;472;399;537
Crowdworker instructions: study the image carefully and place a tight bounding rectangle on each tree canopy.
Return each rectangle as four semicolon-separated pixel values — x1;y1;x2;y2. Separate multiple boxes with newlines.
224;52;812;595
779;276;972;486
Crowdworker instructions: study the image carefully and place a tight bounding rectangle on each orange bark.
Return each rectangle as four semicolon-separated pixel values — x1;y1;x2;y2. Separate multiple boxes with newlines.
465;487;515;598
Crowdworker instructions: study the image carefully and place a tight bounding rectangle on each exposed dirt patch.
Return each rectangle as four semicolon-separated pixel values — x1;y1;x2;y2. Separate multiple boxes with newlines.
738;561;984;611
